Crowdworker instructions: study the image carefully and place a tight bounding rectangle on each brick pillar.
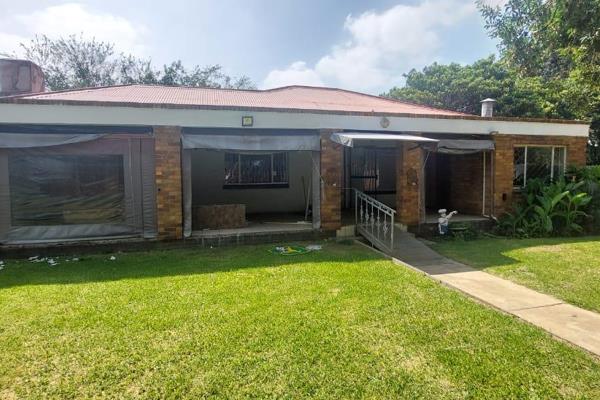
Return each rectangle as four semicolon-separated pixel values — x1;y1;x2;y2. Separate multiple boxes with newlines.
320;131;343;231
396;142;423;226
567;137;588;166
154;126;183;240
491;135;514;217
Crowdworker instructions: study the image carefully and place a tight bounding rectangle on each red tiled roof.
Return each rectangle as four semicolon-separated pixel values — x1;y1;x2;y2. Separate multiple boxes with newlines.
6;84;468;116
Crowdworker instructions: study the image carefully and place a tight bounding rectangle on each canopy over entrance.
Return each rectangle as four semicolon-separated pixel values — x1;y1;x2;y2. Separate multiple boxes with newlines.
428;139;495;155
330;132;438;148
182;128;320;151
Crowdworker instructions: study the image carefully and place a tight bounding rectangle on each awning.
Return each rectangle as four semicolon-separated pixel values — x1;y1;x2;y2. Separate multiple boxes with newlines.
330;132;438;148
433;139;495;155
182;133;320;151
0;133;107;148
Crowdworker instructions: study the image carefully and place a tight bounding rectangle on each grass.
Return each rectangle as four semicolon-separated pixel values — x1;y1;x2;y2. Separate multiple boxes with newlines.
1;241;600;399
432;236;600;313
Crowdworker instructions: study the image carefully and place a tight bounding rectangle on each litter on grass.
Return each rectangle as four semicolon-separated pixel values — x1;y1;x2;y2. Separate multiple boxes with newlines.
27;256;67;266
269;244;322;256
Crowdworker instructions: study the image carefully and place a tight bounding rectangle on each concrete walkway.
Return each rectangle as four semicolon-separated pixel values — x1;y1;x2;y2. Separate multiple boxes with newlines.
389;230;600;357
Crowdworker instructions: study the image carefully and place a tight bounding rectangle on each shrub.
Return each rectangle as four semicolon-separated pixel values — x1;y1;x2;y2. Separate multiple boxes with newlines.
568;165;600;233
497;177;592;237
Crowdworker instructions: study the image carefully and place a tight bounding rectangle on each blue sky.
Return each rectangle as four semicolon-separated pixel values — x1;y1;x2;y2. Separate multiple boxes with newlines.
0;0;500;93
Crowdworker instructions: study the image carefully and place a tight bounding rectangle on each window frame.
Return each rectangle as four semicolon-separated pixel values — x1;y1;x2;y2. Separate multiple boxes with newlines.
513;145;567;190
223;152;290;189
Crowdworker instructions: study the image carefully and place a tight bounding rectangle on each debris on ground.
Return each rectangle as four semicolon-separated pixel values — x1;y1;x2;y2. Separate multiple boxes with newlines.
27;256;63;266
269;244;323;256
109;256;117;261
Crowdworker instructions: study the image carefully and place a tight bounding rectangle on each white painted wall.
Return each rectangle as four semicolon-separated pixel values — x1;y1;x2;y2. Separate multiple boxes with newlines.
191;149;313;214
0;103;590;137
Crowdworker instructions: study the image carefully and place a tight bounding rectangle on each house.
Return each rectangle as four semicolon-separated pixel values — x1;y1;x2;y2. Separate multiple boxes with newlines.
0;60;590;247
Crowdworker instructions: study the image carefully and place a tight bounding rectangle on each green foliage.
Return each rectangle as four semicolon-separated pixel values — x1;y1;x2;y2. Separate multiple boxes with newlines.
20;34;256;91
385;56;558;118
497;178;592;237
385;1;599;163
478;0;600;80
448;223;479;241
567;165;600;230
479;0;600;162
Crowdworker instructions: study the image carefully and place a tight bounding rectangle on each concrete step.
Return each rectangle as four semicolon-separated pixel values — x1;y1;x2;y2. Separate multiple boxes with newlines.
336;225;356;238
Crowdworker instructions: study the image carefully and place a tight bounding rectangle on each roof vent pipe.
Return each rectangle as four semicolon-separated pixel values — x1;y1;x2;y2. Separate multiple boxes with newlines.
480;98;496;117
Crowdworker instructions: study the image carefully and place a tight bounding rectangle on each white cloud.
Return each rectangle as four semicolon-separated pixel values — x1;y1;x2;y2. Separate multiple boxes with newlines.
262;0;476;93
263;61;324;88
479;0;508;7
0;32;26;56
0;3;148;57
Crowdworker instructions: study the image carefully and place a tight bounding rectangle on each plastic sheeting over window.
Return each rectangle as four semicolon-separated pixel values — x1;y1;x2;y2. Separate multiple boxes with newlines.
513;145;566;188
9;155;125;226
0;136;157;244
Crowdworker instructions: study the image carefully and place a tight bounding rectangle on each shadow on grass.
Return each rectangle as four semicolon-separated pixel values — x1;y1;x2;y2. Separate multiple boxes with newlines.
0;242;382;290
431;235;600;270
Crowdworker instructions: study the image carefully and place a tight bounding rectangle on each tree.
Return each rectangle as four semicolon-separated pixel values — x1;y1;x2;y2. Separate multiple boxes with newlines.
478;0;600;80
386;1;600;163
478;0;600;163
19;34;256;91
384;56;553;117
22;35;117;90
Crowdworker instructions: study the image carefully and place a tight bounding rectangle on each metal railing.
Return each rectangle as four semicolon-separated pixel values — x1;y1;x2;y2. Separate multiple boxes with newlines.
354;189;396;252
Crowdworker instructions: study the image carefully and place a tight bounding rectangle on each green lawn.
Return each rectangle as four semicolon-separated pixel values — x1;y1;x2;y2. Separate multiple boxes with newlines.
432;236;600;313
1;242;600;399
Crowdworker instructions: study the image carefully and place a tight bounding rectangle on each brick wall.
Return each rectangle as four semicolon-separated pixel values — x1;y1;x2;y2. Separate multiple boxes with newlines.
425;152;494;216
492;134;588;216
154;126;183;240
396;142;423;225
446;153;482;214
193;204;245;229
320;131;343;230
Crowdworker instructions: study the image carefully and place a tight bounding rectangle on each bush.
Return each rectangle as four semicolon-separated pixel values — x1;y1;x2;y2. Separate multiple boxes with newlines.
569;165;600;232
449;223;480;241
497;177;592;237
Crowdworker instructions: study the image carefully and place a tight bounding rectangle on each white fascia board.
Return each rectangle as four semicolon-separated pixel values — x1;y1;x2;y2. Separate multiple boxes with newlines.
0;103;590;137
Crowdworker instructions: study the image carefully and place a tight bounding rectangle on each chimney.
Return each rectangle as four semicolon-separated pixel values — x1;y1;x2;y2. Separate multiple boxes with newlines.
480;98;496;117
0;59;45;97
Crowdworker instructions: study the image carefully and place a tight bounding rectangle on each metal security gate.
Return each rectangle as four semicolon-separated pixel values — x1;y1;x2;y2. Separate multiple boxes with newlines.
355;189;396;252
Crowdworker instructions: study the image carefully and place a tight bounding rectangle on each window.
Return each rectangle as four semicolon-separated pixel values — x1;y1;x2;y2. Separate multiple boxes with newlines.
513;146;566;188
224;152;288;188
8;154;125;226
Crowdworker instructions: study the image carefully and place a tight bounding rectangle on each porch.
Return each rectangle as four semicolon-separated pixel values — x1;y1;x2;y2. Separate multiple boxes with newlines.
336;132;496;238
181;128;322;239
